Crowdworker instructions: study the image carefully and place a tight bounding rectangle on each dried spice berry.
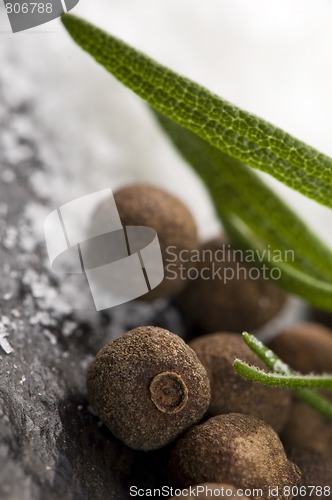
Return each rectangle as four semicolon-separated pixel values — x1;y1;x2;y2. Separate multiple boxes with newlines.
175;239;287;334
189;333;291;432
169;483;251;499
309;307;332;329
280;400;332;457
269;322;332;374
92;183;198;299
287;448;332;499
86;326;210;450
169;414;301;500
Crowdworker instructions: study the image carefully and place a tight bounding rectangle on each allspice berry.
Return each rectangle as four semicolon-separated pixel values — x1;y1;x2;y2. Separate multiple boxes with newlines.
169;414;301;500
169;483;251;499
92;184;198;300
189;333;291;432
309;307;332;329
86;326;210;450
287;448;332;499
269;323;332;374
175;239;287;334
280;400;332;457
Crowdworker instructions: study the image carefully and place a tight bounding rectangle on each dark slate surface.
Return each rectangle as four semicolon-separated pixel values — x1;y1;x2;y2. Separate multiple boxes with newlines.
0;77;183;500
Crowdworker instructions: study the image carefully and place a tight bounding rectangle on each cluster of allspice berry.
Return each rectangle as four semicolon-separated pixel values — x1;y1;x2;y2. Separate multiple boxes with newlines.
87;326;301;500
87;185;332;500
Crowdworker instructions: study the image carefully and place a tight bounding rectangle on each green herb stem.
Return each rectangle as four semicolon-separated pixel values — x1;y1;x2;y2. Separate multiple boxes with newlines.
234;332;332;421
241;331;291;373
234;360;332;389
292;388;332;420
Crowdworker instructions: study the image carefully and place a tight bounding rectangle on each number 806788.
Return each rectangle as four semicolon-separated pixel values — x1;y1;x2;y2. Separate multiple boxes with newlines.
5;3;53;14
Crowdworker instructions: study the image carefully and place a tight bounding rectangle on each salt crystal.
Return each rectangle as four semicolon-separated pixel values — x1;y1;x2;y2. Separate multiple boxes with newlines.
0;331;14;355
22;269;39;287
10;309;21;318
43;330;57;346
19;223;37;253
2;226;18;250
0;315;11;326
29;311;56;327
62;320;77;337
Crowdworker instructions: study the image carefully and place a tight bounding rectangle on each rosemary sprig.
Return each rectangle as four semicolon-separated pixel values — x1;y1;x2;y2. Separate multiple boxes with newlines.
233;332;332;421
234;360;332;389
61;13;332;310
62;14;332;209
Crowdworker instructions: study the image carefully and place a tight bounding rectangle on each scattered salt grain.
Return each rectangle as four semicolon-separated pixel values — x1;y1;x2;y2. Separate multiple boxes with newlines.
43;330;57;346
62;320;77;337
0;331;14;355
29;311;56;327
10;309;20;318
2;226;18;250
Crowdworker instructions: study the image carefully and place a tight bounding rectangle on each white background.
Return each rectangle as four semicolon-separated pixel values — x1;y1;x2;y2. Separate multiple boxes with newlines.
1;0;332;244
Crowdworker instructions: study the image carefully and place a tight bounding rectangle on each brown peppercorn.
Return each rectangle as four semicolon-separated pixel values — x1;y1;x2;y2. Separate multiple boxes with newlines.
175;238;287;334
86;326;210;450
169;414;301;500
92;184;198;300
287;447;332;499
189;333;291;432
169;483;251;499
309;307;332;329
269;323;332;374
281;400;332;457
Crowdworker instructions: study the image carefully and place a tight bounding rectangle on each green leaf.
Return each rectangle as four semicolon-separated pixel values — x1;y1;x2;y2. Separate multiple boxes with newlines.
156;113;332;310
61;14;332;207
